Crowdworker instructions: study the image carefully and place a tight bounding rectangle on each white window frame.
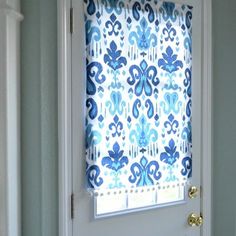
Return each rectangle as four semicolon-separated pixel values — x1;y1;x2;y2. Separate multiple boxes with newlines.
58;0;212;235
0;2;23;236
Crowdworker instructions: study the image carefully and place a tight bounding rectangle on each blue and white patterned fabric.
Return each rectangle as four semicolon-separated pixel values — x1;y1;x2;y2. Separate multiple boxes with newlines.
84;0;192;195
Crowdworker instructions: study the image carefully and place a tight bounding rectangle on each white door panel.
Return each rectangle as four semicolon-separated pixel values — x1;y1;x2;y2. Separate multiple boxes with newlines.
71;0;202;235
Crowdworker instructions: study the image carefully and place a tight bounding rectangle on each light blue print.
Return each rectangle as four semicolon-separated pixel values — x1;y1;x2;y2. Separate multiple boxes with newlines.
165;165;178;182
108;171;125;189
129;115;158;148
106;91;126;115
160;92;182;114
163;73;179;90
86;123;102;149
129;17;157;51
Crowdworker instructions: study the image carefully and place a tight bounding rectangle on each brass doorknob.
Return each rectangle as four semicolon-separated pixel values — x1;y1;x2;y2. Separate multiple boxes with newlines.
188;186;198;199
188;213;203;227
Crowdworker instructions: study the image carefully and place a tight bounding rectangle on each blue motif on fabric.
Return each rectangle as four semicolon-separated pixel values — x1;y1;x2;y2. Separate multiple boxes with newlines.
132;98;142;118
104;41;127;70
86;123;102;148
86;163;104;188
85;0;97;15
130;115;158;147
160;139;180;165
102;142;128;171
86;98;98;119
184;37;192;54
145;3;155;23
145;99;154;118
164;165;178;182
160;92;182;114
163;21;177;42
181;156;192;177
129;17;157;51
164;114;179;134
182;121;192;143
132;1;155;23
184;68;192;118
186;7;193;29
86;60;106;95
163;74;179;91
108;171;126;189
105;13;122;36
132;2;141;21
85;20;101;45
186;100;192;118
109;115;123;137
101;0;125;15
158;46;183;73
129;156;161;186
106;91;126;115
184;68;192;97
160;2;178;22
128;60;159;96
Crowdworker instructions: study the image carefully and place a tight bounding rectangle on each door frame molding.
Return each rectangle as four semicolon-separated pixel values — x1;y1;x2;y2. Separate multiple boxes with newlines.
201;0;212;235
58;0;212;235
0;2;23;236
58;0;73;235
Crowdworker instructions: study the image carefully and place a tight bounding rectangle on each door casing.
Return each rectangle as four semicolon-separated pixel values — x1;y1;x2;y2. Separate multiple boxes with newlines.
0;2;23;236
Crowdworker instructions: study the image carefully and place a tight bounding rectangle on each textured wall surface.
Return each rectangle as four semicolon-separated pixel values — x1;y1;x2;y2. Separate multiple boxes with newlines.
21;0;236;235
213;0;236;235
21;0;58;235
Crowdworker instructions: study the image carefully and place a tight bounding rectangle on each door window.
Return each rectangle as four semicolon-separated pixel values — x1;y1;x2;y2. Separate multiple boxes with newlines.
85;0;193;217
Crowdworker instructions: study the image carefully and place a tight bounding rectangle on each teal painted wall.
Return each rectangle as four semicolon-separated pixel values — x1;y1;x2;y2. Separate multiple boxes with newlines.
21;0;236;235
213;0;236;235
21;0;58;235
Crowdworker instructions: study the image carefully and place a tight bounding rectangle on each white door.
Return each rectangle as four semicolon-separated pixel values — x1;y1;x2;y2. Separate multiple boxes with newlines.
71;0;204;235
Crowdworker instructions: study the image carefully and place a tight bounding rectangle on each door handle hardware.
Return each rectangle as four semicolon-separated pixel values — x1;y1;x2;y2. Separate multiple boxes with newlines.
188;213;203;227
188;186;198;199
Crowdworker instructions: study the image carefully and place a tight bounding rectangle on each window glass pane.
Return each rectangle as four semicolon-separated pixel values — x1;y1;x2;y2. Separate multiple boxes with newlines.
84;0;192;217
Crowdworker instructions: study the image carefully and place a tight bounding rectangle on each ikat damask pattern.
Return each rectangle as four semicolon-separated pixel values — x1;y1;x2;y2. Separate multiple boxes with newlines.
84;0;193;193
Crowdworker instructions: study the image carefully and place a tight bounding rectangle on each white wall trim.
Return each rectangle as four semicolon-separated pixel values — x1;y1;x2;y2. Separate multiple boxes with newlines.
0;1;22;235
0;3;23;21
201;0;212;235
58;0;212;235
58;0;73;236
